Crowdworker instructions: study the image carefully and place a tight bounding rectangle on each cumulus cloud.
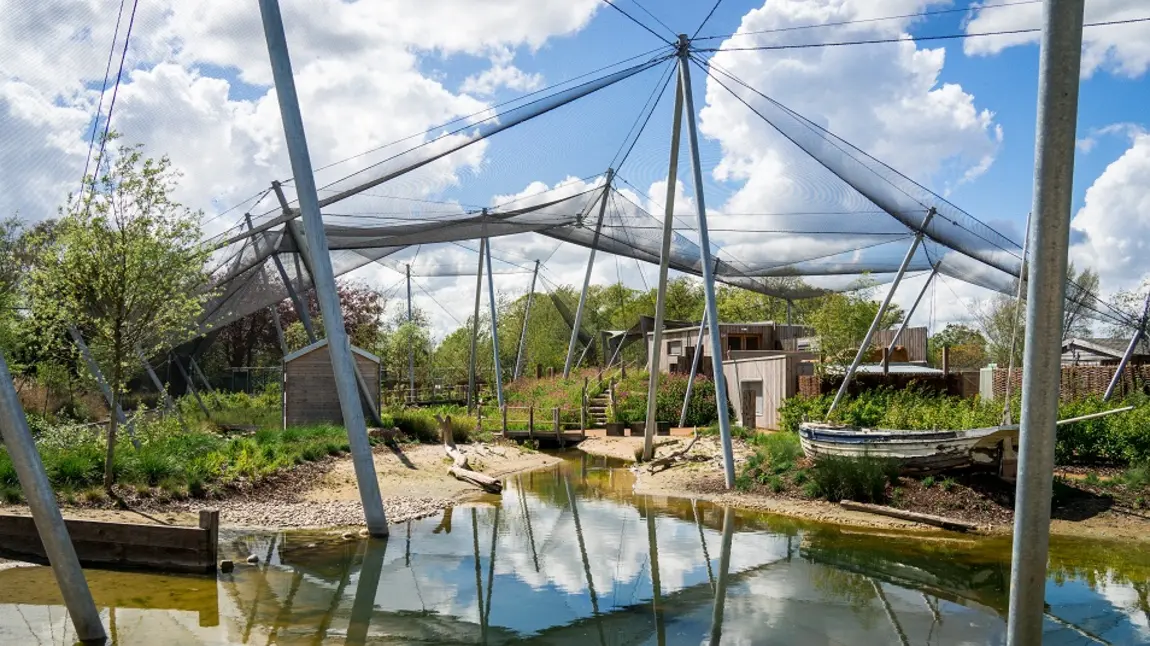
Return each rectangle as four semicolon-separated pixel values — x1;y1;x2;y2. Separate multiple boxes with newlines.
965;0;1150;78
1069;131;1150;291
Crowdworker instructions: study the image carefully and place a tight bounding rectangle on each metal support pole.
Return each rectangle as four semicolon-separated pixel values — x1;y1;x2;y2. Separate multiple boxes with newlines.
1002;210;1033;424
270;305;288;356
173;355;211;419
680;311;708;427
407;263;414;401
68;325;139;448
514;259;540;381
678;36;736;487
258;0;388;536
468;240;485;413
268;188;319;343
244;211;316;344
564;170;614;378
1103;292;1150;401
0;352;106;643
136;345;188;432
189;356;214;394
1007;3;1085;641
786;299;793;326
485;238;505;407
642;60;685;462
827;209;935;417
888;262;940;352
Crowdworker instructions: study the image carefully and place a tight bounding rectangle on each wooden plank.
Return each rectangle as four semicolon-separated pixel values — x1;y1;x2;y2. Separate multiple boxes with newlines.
839;501;978;533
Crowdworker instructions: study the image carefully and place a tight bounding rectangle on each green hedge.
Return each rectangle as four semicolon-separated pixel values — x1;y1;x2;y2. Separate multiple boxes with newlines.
612;371;724;426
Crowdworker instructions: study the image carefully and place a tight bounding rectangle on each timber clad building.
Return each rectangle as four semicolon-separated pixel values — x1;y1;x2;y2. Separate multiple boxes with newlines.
282;339;381;428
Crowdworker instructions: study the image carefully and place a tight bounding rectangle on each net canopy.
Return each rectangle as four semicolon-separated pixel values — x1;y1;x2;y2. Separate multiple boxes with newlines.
176;38;1135;336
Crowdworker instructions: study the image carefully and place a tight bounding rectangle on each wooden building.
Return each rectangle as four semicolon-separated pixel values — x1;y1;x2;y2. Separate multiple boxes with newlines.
282;339;381;429
721;352;816;430
1062;337;1150;366
648;321;812;377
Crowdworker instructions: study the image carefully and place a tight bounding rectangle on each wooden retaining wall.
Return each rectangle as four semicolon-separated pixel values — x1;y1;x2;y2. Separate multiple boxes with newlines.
0;509;219;574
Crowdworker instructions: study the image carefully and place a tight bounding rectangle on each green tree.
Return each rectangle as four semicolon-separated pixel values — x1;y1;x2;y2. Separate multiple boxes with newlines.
0;216;23;355
27;139;213;489
977;293;1024;367
1063;262;1100;340
808;283;903;370
928;323;987;369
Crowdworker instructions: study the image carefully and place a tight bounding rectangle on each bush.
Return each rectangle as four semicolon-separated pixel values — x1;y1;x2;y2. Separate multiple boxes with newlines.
612;371;727;426
741;432;802;487
806;455;899;503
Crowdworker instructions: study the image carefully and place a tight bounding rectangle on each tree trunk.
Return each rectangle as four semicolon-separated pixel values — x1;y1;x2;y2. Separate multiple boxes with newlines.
104;391;118;491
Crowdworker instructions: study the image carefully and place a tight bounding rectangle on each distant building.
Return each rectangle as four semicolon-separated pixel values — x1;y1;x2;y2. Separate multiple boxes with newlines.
647;321;813;377
1062;337;1150;366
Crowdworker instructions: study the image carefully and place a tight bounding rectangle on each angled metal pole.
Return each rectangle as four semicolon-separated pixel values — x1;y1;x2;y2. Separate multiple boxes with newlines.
680;311;708;427
270;305;289;356
468;240;485;412
189;356;214;394
1007;2;1085;642
679;37;736;487
566;476;607;646
245;211;316;343
643;60;685;462
407;263;414;401
1103;292;1150;401
1002;210;1033;424
888;262;940;352
827;208;935;417
173;355;211;419
514;259;540;381
0;352;106;643
485;237;505;407
564;170;614;378
258;0;388;536
136;345;187;432
68;325;139;449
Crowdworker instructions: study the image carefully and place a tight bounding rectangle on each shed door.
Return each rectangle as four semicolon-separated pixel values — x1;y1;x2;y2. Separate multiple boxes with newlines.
740;381;762;429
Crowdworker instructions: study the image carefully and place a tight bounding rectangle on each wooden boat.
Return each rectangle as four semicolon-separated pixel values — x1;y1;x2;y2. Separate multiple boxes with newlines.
798;422;1019;476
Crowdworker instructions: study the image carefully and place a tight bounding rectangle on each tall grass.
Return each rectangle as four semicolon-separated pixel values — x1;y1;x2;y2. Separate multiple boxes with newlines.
807;455;900;503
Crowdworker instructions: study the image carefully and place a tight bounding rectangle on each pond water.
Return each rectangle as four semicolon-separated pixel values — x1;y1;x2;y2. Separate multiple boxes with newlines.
1;452;1149;645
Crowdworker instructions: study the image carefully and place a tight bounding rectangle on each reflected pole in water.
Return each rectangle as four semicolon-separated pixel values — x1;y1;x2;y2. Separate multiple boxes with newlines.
1008;2;1085;643
484;507;500;629
313;539;365;645
266;570;304;646
240;535;280;643
692;500;715;591
347;538;389;645
646;499;666;646
472;508;487;644
708;506;734;646
0;352;105;643
870;579;910;646
566;476;607;646
518;477;540;572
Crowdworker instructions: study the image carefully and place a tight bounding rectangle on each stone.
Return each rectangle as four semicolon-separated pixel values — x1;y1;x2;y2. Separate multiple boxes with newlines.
358;528;370;537
246;554;259;564
341;532;356;540
219;560;234;573
306;543;317;549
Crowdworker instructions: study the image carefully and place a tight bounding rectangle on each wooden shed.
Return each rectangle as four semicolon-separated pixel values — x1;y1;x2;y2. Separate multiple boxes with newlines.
721;352;815;430
282;339;381;429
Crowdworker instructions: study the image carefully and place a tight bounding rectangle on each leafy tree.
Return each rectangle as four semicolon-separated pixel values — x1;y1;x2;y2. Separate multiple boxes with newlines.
976;293;1024;367
26;139;213;489
928;323;987;369
0;217;23;355
1063;262;1099;340
807;283;903;370
1104;278;1150;339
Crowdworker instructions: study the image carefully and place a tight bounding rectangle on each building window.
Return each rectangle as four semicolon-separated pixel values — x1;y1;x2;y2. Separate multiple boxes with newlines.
668;340;683;356
746;335;760;351
728;336;743;351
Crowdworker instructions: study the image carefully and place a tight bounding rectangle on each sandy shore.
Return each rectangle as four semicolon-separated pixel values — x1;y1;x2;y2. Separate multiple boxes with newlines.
577;434;1150;542
0;441;561;530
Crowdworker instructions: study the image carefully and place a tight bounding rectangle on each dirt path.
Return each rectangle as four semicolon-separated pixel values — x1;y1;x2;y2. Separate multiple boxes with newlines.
578;434;1150;542
0;441;560;531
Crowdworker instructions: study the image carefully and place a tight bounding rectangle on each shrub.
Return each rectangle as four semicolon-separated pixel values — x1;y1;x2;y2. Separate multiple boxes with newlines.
921;476;935;488
0;454;19;488
806;455;899;503
611;371;726;427
741;432;802;486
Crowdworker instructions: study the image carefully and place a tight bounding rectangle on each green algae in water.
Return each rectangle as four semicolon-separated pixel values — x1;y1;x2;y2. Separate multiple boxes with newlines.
1;452;1148;644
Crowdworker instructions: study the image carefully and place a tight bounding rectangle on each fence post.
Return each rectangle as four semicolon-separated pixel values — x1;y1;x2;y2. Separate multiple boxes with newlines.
553;407;562;446
536;364;542;379
942;346;951;375
501;404;508;435
881;348;890;375
528;405;535;441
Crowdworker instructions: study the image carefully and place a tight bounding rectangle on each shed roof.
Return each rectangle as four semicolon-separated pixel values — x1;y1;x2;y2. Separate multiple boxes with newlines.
282;338;381;364
1063;337;1150;358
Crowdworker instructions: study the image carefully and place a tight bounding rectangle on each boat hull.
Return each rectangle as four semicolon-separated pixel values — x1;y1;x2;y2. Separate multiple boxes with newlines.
798;422;1019;476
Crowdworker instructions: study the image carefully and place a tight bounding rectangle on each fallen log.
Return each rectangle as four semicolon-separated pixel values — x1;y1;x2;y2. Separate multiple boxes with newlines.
437;415;503;494
647;432;701;473
838;500;978;533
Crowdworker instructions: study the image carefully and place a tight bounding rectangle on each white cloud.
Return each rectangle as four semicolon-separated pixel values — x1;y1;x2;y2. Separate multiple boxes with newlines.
461;48;545;96
1069;131;1150;291
965;0;1150;78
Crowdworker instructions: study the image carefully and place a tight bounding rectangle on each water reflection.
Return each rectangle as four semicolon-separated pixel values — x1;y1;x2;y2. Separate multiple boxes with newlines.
0;452;1148;644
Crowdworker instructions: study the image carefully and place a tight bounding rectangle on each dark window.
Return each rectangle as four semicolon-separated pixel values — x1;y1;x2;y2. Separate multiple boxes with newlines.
746;336;761;351
728;336;742;351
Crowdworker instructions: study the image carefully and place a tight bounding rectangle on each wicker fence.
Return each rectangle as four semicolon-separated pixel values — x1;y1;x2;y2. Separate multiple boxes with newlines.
992;365;1150;401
